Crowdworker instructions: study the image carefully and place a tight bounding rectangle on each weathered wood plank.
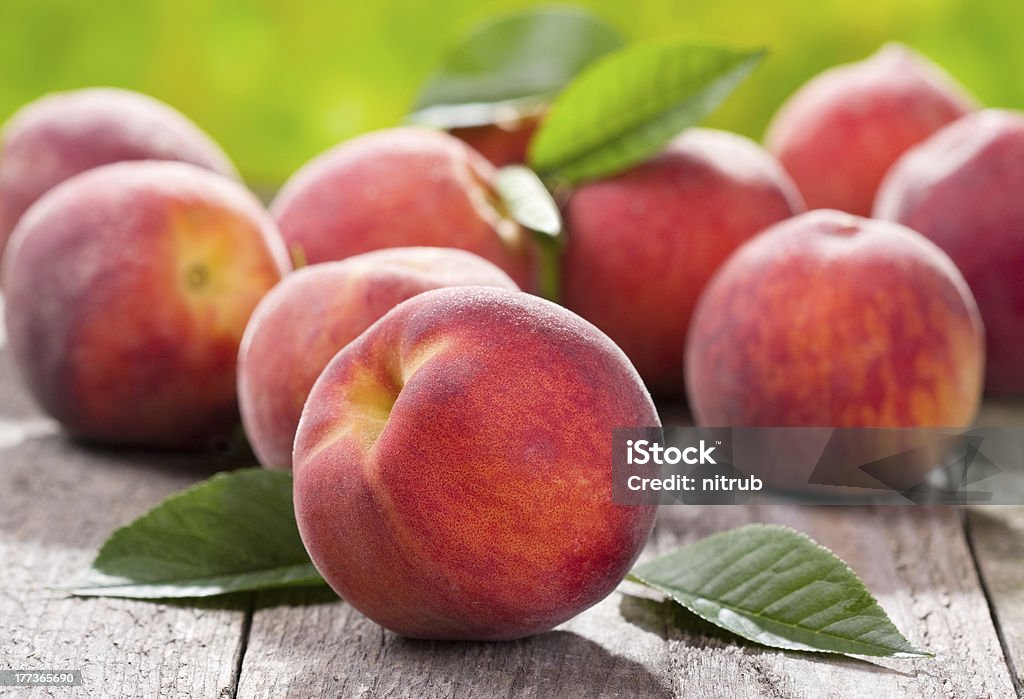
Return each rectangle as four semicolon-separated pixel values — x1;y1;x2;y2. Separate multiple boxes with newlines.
0;347;249;698
236;399;1015;697
966;395;1024;695
236;502;1014;698
968;506;1024;695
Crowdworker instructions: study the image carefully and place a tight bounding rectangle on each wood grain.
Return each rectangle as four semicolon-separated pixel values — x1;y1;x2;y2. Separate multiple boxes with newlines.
0;348;249;698
236;503;1015;698
968;506;1024;695
966;398;1024;694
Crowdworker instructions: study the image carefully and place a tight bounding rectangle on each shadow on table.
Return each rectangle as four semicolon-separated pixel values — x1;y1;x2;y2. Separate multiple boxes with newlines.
255;585;339;609
378;629;672;698
67;423;258;474
0;427;255;550
256;587;672;698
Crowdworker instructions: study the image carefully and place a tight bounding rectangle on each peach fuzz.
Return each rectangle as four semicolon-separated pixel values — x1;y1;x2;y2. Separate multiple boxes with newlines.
875;109;1024;394
238;247;519;469
3;161;290;448
293;287;658;640
0;87;238;254
685;210;984;428
765;43;976;216
561;128;804;397
271;128;538;291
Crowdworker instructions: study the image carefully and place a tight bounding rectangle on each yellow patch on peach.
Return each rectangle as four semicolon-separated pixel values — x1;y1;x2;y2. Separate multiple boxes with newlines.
328;365;397;452
172;206;278;339
294;343;459;468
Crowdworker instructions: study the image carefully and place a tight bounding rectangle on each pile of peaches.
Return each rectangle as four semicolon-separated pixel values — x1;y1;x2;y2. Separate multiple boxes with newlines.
1;43;1020;640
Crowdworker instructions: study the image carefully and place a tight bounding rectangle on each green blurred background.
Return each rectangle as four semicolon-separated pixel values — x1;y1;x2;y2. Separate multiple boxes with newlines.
2;0;1021;188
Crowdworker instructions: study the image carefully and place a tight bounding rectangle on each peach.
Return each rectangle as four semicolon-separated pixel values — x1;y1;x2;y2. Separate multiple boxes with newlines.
449;113;540;167
238;247;519;469
561;128;805;397
0;87;237;254
293;287;658;640
3;161;290;448
686;210;984;428
875;109;1024;394
765;43;976;215
271;128;538;291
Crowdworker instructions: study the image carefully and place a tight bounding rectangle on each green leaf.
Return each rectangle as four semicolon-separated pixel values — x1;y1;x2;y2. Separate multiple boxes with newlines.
494;165;564;302
528;41;765;185
628;524;930;658
410;8;624;128
68;469;327;599
495;165;562;238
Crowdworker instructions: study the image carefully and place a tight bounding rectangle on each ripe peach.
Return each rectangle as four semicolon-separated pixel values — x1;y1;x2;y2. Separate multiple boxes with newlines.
561;128;804;397
3;161;290;447
449;113;540;167
0;87;237;254
238;247;519;469
293;287;658;640
686;210;984;428
765;43;976;215
271;128;538;291
875;109;1024;394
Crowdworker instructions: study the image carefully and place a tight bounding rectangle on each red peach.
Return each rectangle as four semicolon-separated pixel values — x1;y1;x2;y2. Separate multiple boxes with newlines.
271;128;538;291
875;109;1024;393
0;87;238;254
561;128;804;397
238;247;519;469
765;43;976;215
685;210;984;428
449;113;540;167
293;287;658;640
3;161;289;447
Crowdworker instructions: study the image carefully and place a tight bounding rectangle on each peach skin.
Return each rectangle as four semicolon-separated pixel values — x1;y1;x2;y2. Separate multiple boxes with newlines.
238;246;518;469
271;127;538;291
3;161;290;448
449;113;540;167
766;43;976;215
0;87;237;254
876;109;1024;394
561;128;804;397
293;287;658;640
685;209;984;429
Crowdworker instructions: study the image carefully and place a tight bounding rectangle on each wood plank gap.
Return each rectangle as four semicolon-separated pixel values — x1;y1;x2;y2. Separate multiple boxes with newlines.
962;508;1023;698
228;594;257;699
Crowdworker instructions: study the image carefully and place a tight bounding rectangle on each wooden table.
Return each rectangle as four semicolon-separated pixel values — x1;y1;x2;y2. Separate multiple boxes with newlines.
2;337;1022;699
